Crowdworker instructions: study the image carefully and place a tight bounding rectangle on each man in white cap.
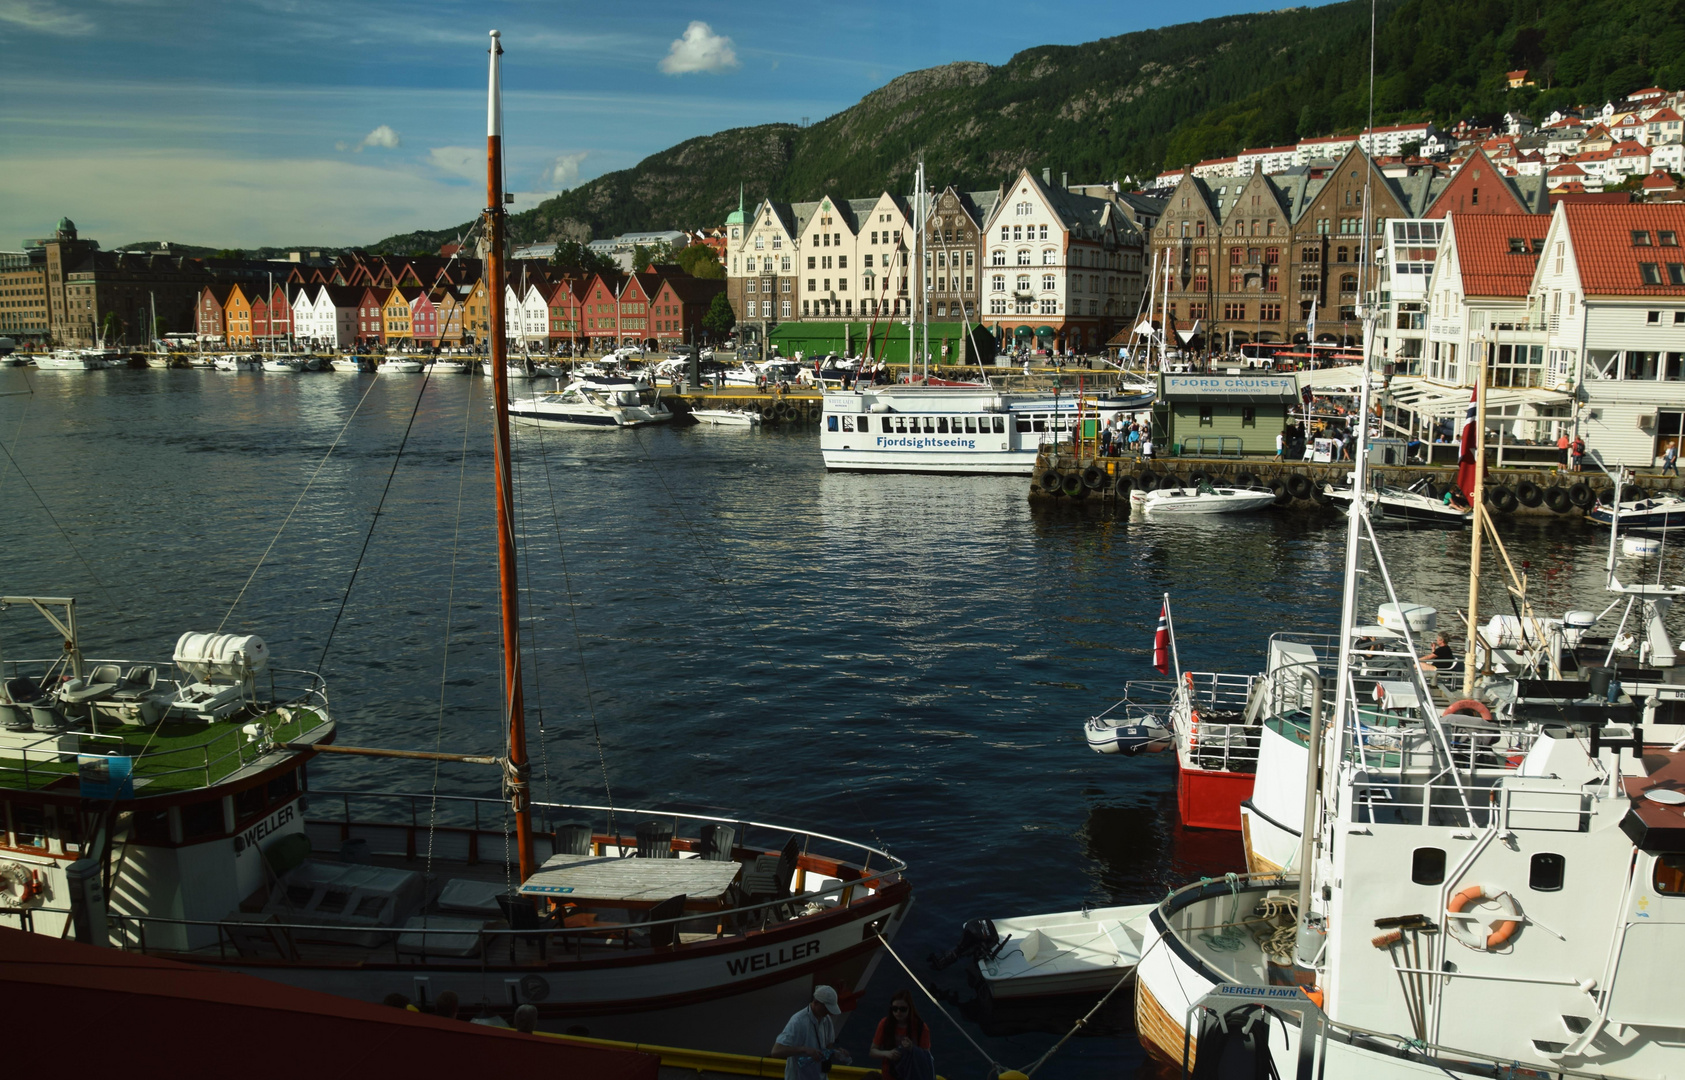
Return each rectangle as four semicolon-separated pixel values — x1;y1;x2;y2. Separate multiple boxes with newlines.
771;985;852;1078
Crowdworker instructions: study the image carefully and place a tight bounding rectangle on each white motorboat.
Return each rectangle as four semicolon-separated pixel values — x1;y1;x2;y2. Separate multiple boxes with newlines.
690;409;762;427
430;359;473;375
262;357;305;373
35;350;106;370
1588;493;1685;532
481;360;533;379
971;904;1156;999
1137;483;1278;515
330;357;366;372
509;376;675;429
214;354;261;371
378;358;425;374
1323;476;1472;526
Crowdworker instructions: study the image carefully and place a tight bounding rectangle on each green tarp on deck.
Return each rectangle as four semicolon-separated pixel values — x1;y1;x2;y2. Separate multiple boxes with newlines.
767;321;995;365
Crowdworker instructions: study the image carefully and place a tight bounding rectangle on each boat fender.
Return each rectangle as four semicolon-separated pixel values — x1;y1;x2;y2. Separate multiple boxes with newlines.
1544;486;1572;513
1060;472;1088;499
1568;482;1594;509
1268;479;1291;506
1235;473;1258;488
1136;472;1159;492
1311;483;1332;506
1158;474;1181;492
1441;699;1493;722
1286;473;1314;501
1188;470;1208;486
1446;886;1522;951
1488;485;1519;514
1515;480;1544;508
1114;474;1133;495
1081;465;1106;490
0;862;38;908
1038;470;1063;494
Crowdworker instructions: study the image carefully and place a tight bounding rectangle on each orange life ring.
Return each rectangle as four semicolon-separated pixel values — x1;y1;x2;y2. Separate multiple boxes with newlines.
1441;699;1493;722
1447;885;1521;950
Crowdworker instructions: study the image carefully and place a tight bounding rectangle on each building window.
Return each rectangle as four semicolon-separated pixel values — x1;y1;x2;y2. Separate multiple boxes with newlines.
992;275;1005;292
1196;221;1206;238
1039;299;1056;314
1017;250;1030;266
1641;263;1663;285
1261;302;1282;321
1340;273;1358;294
1041;275;1055;291
1016;275;1030;292
1300;272;1321;292
991;250;1005;266
990;298;1006;314
1189;302;1208;319
1633;230;1654;247
1224;302;1245;320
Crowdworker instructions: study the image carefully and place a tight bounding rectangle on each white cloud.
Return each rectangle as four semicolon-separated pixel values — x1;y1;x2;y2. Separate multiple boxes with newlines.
426;146;481;181
542;151;589;189
0;0;93;35
338;124;399;152
658;21;738;75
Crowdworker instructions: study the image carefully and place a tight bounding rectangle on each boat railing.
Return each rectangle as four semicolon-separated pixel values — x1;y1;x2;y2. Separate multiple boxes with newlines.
306;788;907;882
1092;679;1178;724
1184;671;1258;712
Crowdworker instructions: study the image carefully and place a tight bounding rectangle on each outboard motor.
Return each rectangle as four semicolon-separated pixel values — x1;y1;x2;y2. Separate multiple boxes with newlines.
929;918;1003;970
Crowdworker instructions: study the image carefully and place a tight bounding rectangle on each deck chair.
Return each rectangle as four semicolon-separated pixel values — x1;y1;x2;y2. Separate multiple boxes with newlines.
495;894;552;960
555;823;593;857
109;666;158;704
635;820;675;859
740;838;801;925
646;894;687;949
700;822;736;861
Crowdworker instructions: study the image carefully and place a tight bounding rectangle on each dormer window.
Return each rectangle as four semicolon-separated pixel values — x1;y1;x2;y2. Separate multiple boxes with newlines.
1508;238;1527;254
1633;230;1654;246
1661;231;1679;247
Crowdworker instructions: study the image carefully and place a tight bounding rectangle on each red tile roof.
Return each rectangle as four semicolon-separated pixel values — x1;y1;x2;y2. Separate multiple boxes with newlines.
1562;202;1685;295
1451;214;1551;297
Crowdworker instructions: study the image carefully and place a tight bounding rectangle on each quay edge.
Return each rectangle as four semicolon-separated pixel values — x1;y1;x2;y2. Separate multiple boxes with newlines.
1028;451;1682;517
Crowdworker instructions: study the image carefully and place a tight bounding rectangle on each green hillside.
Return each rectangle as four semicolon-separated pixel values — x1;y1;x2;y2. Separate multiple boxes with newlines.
371;0;1685;253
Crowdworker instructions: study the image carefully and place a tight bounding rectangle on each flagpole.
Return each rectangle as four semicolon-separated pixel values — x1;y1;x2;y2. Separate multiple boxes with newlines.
1164;592;1182;683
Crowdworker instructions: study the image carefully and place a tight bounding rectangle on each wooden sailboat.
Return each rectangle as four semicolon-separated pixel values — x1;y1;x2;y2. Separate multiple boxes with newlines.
0;30;912;1052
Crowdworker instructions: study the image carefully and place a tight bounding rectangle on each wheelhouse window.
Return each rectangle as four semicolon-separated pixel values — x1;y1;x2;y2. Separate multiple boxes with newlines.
1529;852;1565;892
1411;847;1446;885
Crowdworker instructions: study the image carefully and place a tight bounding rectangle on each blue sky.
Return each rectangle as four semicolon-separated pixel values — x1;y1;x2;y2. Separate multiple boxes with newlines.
1;0;1324;249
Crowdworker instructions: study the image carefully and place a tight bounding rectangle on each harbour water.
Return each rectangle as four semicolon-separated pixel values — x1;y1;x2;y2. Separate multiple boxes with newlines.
0;368;1671;1076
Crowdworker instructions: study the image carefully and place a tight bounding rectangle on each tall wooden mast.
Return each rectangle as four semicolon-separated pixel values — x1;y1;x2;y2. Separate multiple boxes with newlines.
485;29;534;882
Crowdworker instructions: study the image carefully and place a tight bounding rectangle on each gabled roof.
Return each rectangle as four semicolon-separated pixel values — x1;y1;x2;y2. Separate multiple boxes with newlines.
1648;107;1683;123
1449;214;1549;297
1561;202;1685;295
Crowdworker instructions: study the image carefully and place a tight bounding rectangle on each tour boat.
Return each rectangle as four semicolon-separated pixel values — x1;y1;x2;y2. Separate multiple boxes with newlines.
35;350;108;370
508;376;674;429
1136;483;1278;516
0;32;912;1054
820;385;1152;475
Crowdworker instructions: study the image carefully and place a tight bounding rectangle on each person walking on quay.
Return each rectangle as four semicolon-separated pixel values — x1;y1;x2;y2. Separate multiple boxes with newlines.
1141;432;1154;460
1666;443;1680;477
1275;429;1285;462
1571;436;1586;473
771;986;852;1079
1101;419;1115;457
869;990;933;1080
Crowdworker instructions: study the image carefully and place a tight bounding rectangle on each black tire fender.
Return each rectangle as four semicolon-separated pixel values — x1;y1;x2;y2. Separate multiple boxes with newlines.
1136;472;1159;492
1286;473;1314;501
1568;482;1594;508
1515;480;1544;507
1544;486;1571;513
1489;485;1519;514
1268;479;1291;506
1061;472;1088;499
1081;465;1106;490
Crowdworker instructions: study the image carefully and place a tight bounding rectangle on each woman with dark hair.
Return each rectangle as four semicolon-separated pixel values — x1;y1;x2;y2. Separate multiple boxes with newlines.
869;989;932;1079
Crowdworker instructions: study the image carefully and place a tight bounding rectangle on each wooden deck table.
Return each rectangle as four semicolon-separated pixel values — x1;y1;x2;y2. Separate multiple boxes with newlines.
518;853;741;911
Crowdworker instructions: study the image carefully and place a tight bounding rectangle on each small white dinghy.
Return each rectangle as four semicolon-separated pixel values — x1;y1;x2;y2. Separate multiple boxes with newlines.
976;904;1156;999
690;409;762;427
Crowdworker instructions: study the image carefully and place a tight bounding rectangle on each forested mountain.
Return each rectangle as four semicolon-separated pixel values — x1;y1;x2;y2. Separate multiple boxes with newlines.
370;0;1685;254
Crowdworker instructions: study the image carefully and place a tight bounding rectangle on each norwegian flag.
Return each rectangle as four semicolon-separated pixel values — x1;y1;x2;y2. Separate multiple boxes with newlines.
1455;386;1479;500
1153;600;1171;674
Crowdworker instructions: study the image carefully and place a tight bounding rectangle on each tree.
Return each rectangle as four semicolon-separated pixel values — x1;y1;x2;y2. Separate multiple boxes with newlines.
100;311;125;345
549;241;616;277
675;243;724;280
702;292;736;340
632;243;661;273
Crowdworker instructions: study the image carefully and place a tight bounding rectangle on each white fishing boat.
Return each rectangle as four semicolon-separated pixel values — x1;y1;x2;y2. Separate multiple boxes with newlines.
509;376;674;429
1136;483;1278;515
1322;476;1472;526
689;409;762;427
378;357;424;374
430;359;473;375
941;905;1156;1000
0;32;912;1054
1136;320;1685;1080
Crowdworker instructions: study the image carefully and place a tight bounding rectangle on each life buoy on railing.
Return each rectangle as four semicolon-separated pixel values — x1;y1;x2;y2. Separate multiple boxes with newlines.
0;862;39;909
1446;885;1521;951
1441;699;1493;722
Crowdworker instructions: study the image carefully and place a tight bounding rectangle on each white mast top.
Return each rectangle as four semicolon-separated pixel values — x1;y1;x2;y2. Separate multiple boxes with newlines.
487;30;503;138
